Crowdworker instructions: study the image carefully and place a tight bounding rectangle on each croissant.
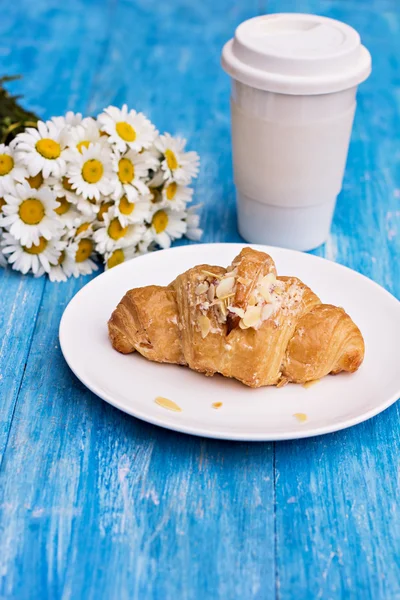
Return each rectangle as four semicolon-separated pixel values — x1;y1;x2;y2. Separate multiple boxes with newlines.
108;248;364;388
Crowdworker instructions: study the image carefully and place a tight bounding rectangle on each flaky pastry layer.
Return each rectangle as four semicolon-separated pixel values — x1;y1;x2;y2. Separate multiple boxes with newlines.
108;248;365;387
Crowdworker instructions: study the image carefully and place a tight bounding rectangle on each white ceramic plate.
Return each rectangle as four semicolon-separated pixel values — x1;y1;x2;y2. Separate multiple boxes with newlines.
59;243;400;441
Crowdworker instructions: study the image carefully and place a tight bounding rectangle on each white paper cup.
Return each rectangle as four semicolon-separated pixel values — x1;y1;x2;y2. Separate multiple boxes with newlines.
222;14;371;251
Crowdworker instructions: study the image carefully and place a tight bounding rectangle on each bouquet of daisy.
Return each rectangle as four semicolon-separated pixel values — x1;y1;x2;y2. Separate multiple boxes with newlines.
0;105;201;281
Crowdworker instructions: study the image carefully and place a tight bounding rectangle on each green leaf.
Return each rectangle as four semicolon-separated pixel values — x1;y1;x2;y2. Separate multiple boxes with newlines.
0;75;39;144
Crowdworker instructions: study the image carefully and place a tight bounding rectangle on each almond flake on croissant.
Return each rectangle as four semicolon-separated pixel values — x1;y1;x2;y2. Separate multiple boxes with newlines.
108;248;365;388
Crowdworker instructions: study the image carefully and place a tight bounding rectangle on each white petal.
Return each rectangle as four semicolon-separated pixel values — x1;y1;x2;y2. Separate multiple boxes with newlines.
29;155;44;177
37;121;48;138
31;255;40;274
42;161;51;179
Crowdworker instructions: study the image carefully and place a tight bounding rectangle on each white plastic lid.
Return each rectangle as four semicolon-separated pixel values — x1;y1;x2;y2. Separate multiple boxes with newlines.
221;13;371;95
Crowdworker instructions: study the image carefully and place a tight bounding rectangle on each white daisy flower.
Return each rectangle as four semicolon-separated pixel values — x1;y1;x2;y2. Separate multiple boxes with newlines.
138;225;156;253
47;239;70;282
112;149;155;202
64;118;103;153
93;211;145;254
47;175;79;204
50;183;97;219
1;231;63;276
96;199;115;224
25;171;45;190
104;245;139;270
104;226;155;269
54;196;81;230
48;263;67;282
67;217;95;241
0;143;28;194
66;143;115;202
185;205;203;241
113;194;151;227
13;120;68;178
98;104;157;153
76;197;99;219
150;207;187;249
155;134;199;184
1;182;61;247
51;111;84;129
161;180;193;211
47;176;82;227
63;238;98;278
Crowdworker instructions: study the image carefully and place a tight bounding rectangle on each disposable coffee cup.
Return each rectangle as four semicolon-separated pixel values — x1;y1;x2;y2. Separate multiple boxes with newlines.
221;13;371;251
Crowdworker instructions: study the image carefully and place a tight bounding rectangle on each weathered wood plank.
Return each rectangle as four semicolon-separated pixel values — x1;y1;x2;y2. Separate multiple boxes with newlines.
0;1;276;599
0;285;275;597
0;272;44;462
1;0;399;598
272;1;400;598
0;0;112;460
87;0;252;245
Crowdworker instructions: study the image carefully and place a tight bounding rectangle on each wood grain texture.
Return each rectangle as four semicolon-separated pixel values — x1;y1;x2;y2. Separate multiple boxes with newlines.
0;272;44;463
270;1;400;599
0;0;112;463
0;1;275;599
0;279;274;599
0;0;399;599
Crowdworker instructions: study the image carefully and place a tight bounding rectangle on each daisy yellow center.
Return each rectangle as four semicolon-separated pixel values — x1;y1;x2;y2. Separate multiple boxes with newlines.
118;158;135;183
108;218;128;240
165;149;178;171
82;159;104;184
19;198;45;225
0;154;14;176
23;237;47;255
58;250;66;265
26;172;44;189
62;177;74;192
36;138;61;160
116;121;136;142
76;140;90;153
75;239;93;263
76;222;91;236
55;197;71;215
152;210;169;234
166;182;177;200
119;195;135;215
107;249;125;269
0;198;5;213
98;201;113;222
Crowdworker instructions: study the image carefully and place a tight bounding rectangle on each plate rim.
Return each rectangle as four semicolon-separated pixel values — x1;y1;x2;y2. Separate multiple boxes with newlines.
59;242;400;442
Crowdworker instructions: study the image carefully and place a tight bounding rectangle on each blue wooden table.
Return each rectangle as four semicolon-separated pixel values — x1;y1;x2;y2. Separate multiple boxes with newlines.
1;1;399;598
